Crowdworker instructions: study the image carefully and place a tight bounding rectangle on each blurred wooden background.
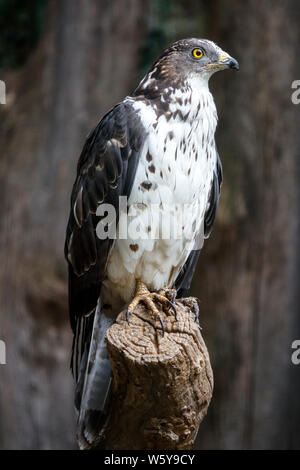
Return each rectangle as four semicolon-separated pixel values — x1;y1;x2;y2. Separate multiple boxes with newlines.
0;0;299;449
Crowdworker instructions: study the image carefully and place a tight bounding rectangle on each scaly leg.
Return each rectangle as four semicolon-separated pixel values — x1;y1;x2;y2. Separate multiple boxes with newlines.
158;287;177;306
126;280;177;335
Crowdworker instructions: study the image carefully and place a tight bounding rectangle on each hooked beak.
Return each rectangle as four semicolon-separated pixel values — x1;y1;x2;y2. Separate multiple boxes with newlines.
217;52;239;71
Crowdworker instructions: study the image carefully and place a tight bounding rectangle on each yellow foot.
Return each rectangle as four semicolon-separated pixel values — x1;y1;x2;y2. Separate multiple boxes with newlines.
158;287;177;304
126;281;177;335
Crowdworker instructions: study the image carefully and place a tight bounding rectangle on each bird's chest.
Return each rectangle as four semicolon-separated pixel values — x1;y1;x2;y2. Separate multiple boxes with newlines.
129;110;217;212
104;93;218;299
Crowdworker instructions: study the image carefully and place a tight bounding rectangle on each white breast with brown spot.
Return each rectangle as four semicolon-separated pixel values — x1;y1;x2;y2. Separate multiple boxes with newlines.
101;78;218;314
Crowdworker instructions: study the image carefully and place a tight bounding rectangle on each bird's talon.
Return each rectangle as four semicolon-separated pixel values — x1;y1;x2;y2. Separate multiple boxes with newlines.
180;298;200;325
158;315;165;336
159;288;177;304
126;283;178;334
165;299;177;319
126;309;131;324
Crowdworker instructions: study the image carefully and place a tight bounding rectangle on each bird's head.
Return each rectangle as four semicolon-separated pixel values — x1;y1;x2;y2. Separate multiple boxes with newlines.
159;38;239;80
135;38;239;97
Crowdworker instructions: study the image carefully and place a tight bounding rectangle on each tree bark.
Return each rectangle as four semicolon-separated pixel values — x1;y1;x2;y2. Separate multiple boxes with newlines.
86;299;213;450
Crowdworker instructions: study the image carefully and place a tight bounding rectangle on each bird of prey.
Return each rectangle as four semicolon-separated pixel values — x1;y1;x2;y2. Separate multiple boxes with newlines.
65;38;239;446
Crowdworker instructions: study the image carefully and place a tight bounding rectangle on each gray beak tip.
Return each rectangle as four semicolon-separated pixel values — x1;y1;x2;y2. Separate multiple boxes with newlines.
229;58;239;71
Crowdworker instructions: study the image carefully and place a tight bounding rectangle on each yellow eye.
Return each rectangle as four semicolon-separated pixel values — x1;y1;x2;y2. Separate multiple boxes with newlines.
192;48;203;59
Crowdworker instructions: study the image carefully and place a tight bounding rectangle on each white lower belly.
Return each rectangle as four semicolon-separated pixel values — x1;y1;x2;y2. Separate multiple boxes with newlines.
102;200;204;309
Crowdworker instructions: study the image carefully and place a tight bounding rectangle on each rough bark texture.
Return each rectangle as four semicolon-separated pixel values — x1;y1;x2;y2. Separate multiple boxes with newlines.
89;299;213;450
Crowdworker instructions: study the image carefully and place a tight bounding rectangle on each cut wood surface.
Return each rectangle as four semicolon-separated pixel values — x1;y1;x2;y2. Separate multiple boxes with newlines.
92;298;213;450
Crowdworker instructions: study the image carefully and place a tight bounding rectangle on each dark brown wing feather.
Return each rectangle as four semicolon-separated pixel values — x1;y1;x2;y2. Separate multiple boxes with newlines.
65;101;145;376
203;153;222;238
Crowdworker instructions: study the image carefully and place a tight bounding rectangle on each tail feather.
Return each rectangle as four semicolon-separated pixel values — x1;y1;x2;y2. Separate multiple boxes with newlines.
76;299;114;449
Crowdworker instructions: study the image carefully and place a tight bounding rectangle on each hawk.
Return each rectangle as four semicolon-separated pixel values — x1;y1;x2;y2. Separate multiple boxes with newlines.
65;38;239;446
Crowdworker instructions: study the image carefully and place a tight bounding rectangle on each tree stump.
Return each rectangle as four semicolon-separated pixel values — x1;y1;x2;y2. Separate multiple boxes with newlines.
93;298;213;450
